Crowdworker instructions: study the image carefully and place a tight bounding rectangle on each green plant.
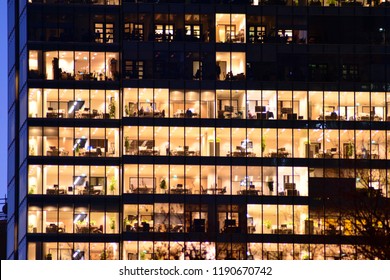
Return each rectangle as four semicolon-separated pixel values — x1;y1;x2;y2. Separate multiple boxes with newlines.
264;220;272;229
125;105;130;116
100;250;107;260
261;136;266;153
28;185;36;194
110;217;116;230
109;99;116;119
109;177;117;194
327;0;336;5
347;142;354;157
28;224;34;233
76;219;87;227
124;136;130;153
75;142;80;154
89;220;96;226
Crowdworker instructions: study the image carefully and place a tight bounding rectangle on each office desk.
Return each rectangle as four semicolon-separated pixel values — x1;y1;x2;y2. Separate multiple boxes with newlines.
317;152;333;159
47;112;64;118
47;150;60;156
46;188;66;195
223;226;241;233
171;149;198;156
83;150;102;157
206;188;225;194
272;228;293;234
76;226;90;234
270;152;289;158
285;189;299;196
133;187;153;194
170;188;191;194
139;149;159;156
239;189;260;196
46;223;65;233
229;151;256;157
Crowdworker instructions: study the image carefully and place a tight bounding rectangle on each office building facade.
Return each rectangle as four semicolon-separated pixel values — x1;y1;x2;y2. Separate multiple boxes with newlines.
7;0;390;260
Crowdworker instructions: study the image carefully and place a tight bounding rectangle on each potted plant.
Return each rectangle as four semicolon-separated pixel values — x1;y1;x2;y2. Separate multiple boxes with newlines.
159;178;167;193
28;224;35;233
124;105;130;117
109;217;116;233
46;253;52;260
74;142;80;156
124;217;131;232
346;142;354;159
124;136;130;154
261;136;266;155
109;177;117;194
327;0;336;6
100;250;107;260
264;220;272;232
109;98;116;119
28;185;36;195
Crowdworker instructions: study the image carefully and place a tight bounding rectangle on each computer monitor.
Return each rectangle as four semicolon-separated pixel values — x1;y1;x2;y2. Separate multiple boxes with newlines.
255;106;266;112
241;140;253;149
224;105;233;112
73;175;86;186
72;250;85;260
194;219;205;226
281;107;293;114
225;219;236;227
67;100;85;115
74;138;87;148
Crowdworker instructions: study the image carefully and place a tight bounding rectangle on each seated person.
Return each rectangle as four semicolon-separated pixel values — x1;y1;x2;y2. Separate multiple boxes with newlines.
96;147;102;156
234;111;243;119
138;106;144;116
330;111;338;120
185;108;193;118
225;71;234;80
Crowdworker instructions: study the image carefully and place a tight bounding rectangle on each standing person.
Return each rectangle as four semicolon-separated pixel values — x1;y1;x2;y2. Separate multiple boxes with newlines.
166;143;170;156
216;63;221;80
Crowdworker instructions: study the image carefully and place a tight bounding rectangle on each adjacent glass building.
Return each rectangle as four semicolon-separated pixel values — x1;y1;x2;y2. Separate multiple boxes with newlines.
7;0;390;260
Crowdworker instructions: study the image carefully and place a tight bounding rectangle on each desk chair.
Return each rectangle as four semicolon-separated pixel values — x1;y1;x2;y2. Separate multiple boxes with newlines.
218;186;227;194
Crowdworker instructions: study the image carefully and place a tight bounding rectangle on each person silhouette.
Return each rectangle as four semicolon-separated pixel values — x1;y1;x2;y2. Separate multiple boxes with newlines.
216;63;221;80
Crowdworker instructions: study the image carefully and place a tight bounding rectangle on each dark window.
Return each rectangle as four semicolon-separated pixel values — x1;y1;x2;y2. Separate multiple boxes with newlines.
342;64;359;81
154;24;174;42
124;60;144;80
124;23;144;41
248;26;265;43
185;24;201;41
94;23;114;43
309;64;328;81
